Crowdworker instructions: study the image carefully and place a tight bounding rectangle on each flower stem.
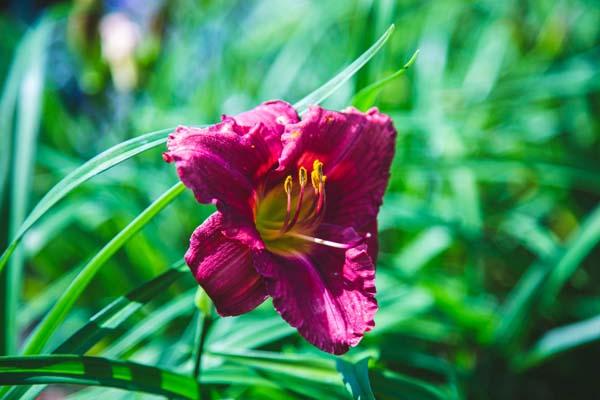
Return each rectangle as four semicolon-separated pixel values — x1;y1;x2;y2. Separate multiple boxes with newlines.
192;309;212;382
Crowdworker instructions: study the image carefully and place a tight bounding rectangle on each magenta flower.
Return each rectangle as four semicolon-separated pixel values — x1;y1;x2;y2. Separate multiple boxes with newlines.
163;100;396;354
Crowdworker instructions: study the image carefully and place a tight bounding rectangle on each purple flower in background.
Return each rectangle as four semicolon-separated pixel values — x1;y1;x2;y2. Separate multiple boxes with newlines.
163;100;396;354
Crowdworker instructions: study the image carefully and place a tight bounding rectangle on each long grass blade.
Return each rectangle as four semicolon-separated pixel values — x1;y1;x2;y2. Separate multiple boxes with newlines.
292;24;395;113
516;314;600;370
20;182;185;356
55;261;187;354
540;204;600;306
370;369;448;400
3;262;188;400
0;28;26;208
211;350;341;383
103;290;195;358
352;49;419;110
494;204;600;347
0;355;200;400
2;18;53;357
0;127;173;276
212;349;347;399
336;357;376;400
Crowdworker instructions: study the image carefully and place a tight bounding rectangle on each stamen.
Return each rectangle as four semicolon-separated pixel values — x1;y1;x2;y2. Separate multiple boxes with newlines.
281;161;328;232
311;170;320;193
313;160;324;180
299;167;307;187
284;167;307;231
284;175;293;194
315;180;326;215
281;175;293;230
303;161;328;225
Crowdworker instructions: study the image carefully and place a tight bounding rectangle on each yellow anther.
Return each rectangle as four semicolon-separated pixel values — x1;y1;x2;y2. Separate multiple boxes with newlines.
299;167;308;187
284;175;293;194
313;159;324;180
308;160;326;193
311;170;320;192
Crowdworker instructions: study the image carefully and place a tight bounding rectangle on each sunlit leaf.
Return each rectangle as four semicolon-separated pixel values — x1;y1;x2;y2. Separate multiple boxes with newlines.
21;182;185;356
517;314;600;370
0;127;173;275
293;24;395;113
0;355;200;399
336;357;375;400
352;49;418;111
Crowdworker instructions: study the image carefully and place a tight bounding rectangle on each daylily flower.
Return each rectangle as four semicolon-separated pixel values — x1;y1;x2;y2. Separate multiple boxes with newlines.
163;100;396;354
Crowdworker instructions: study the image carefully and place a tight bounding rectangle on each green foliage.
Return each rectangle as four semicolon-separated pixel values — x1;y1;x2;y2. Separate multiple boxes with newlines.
336;357;376;400
0;0;599;399
0;355;200;399
352;49;419;111
23;182;185;355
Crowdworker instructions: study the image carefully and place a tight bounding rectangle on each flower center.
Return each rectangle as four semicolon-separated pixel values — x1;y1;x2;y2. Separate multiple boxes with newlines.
255;160;352;255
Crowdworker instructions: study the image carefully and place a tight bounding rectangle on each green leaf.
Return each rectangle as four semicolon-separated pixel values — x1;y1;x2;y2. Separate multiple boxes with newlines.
3;262;188;400
0;355;200;400
493;261;548;348
212;350;340;383
18;267;80;331
0;126;173;276
336;357;376;400
293;24;395;114
2;17;54;356
194;286;213;317
103;290;195;358
207;308;294;351
0;22;28;208
211;350;348;399
541;204;600;306
54;261;187;354
21;182;185;356
370;369;448;400
517;314;600;370
494;203;600;347
352;49;419;111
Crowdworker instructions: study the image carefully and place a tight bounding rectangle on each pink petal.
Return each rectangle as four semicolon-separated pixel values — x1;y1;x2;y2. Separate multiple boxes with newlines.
278;106;396;233
185;212;268;316
252;233;377;355
164;101;296;223
164;122;273;211
232;100;299;132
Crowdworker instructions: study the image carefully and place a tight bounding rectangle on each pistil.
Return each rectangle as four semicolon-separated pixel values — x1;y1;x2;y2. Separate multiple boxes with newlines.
287;231;372;250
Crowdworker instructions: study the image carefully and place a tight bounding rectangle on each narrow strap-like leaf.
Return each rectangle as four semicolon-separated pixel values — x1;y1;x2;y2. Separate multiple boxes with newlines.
54;261;188;354
0;127;173;275
21;182;185;356
293;24;395;113
336;357;376;400
0;355;200;400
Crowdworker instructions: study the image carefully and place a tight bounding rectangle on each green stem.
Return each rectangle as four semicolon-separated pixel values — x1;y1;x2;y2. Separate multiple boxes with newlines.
21;182;185;356
193;310;212;382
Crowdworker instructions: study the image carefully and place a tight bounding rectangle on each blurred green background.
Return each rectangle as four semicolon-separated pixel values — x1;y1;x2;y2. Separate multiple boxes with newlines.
1;0;599;399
